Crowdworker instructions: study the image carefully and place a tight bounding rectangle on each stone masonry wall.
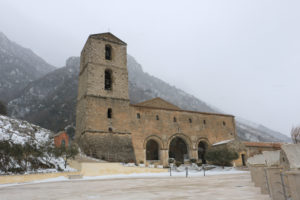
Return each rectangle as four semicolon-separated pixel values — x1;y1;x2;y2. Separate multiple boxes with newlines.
75;33;237;166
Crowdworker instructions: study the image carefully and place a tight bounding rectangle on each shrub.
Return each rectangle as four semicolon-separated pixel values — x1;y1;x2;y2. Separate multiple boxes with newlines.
205;146;239;168
54;143;79;168
175;161;182;167
168;158;175;164
0;140;12;173
190;158;197;163
139;160;144;164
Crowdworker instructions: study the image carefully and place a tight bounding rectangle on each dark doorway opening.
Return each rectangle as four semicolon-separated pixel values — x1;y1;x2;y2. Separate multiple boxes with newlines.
146;140;159;160
242;154;246;166
169;137;188;163
198;141;208;164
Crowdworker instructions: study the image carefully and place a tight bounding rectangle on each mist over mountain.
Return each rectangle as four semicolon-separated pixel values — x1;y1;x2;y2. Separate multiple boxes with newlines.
0;32;55;102
0;32;290;142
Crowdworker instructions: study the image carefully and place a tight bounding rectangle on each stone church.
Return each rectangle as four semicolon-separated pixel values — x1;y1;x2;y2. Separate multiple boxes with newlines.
75;32;236;167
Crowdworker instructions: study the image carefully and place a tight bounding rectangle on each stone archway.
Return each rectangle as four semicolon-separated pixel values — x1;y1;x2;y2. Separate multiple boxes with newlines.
198;141;208;164
169;137;188;163
146;139;159;160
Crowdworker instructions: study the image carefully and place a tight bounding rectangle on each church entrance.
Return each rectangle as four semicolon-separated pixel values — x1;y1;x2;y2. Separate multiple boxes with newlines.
169;137;188;163
198;141;208;164
146;139;159;160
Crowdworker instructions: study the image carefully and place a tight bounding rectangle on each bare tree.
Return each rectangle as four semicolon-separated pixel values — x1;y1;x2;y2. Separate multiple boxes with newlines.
291;126;300;144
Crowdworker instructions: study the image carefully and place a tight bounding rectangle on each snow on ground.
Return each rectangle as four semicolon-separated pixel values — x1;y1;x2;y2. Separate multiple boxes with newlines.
0;114;76;174
0;114;52;146
0;166;247;188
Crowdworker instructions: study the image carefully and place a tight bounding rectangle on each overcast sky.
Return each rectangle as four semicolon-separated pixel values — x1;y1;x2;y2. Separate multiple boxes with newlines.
0;0;299;136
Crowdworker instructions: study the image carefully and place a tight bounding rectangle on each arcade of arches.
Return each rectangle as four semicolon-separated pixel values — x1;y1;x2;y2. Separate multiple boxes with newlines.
144;135;210;166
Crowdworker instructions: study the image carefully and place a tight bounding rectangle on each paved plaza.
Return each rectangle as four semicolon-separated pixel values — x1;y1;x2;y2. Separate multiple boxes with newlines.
0;173;270;200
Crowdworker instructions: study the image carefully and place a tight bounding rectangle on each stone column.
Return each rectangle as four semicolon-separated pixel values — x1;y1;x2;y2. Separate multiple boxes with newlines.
161;149;169;167
191;149;198;160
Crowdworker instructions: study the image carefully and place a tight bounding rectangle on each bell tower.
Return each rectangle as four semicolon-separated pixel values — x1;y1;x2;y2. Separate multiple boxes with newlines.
75;33;134;161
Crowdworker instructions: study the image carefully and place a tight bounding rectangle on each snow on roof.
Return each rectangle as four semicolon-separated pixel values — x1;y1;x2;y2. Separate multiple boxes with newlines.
212;139;234;146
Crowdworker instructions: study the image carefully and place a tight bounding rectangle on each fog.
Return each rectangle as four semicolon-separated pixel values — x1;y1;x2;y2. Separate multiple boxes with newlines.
0;0;299;136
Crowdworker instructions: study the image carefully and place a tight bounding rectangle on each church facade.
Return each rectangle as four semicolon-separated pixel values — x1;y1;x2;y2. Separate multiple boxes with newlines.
75;33;236;167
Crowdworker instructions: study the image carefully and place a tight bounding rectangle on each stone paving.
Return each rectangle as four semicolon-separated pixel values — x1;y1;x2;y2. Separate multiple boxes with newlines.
0;173;271;200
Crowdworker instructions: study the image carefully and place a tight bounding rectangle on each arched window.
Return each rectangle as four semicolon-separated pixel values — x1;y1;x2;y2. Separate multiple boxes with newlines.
137;113;141;119
105;69;112;90
105;45;112;60
107;108;112;119
173;117;177;122
156;115;159;120
189;118;192;123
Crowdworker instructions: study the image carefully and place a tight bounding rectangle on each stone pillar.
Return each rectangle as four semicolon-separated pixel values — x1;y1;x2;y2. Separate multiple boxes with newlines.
191;149;198;160
285;171;300;200
265;167;285;200
247;154;269;194
249;164;269;194
161;149;169;167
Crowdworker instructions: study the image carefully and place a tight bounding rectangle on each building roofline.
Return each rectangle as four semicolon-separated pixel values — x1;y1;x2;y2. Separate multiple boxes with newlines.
89;32;127;45
134;97;181;110
130;104;234;117
243;141;284;148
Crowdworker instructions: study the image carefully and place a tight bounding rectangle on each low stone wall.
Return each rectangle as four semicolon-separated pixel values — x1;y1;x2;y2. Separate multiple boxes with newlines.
0;171;80;185
247;144;300;200
80;162;167;176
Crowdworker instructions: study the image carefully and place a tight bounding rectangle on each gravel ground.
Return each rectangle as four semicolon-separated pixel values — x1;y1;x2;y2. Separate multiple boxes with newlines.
0;173;271;200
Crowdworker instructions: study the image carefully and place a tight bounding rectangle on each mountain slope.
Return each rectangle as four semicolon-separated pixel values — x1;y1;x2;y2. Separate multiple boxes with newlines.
8;57;79;130
7;55;290;142
0;32;55;102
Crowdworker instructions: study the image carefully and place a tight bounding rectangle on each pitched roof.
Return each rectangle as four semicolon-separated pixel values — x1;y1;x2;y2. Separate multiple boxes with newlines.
134;97;181;110
132;98;234;117
89;32;127;45
243;142;283;149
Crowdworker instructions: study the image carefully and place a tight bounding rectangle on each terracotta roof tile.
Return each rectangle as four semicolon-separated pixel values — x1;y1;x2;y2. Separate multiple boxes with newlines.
243;142;283;149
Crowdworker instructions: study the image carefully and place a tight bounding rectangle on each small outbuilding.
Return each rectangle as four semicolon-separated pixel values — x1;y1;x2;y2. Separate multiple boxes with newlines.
54;131;69;148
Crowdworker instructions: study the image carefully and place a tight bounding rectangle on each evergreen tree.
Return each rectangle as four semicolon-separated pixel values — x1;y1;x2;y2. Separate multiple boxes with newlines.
206;146;239;168
0;141;11;173
0;101;7;115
